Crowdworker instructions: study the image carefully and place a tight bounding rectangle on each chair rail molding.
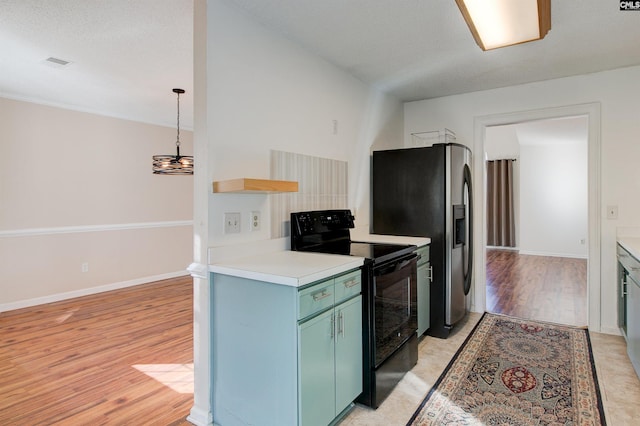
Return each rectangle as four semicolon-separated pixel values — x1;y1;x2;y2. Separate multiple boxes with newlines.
0;220;193;238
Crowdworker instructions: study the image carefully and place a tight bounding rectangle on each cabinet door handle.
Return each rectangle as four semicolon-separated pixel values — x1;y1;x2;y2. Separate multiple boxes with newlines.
337;311;345;337
330;313;335;339
428;266;433;282
312;290;332;301
343;278;359;288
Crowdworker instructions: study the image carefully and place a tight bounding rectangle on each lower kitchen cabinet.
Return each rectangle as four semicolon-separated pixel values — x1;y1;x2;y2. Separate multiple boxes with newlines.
416;244;431;336
617;242;640;378
334;296;363;412
618;258;628;337
210;268;362;426
299;295;362;426
628;276;640;375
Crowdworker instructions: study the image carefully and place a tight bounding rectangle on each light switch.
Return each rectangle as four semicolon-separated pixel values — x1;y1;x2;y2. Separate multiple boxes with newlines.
606;205;618;220
224;212;241;233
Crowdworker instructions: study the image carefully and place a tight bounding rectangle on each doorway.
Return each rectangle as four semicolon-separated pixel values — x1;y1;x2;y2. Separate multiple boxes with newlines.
484;117;589;327
472;103;602;332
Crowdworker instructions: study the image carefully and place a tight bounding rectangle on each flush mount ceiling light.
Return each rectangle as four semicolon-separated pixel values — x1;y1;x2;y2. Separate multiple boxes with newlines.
455;0;551;51
153;88;193;175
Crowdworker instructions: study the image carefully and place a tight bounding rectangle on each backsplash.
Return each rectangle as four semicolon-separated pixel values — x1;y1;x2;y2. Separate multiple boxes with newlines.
270;150;348;238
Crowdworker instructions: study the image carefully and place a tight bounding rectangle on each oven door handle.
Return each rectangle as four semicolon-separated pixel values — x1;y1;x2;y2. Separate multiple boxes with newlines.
374;253;417;276
398;255;418;270
399;259;412;269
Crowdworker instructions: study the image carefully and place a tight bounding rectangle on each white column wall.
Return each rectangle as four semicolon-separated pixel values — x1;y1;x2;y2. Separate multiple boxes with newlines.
190;1;404;423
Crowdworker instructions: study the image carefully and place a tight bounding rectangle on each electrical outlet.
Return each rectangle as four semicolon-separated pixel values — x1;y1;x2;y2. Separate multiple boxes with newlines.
606;205;618;220
224;212;241;233
250;211;261;231
81;262;89;273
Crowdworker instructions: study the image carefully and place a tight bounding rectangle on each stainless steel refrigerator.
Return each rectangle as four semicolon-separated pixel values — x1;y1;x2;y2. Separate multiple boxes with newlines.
372;143;473;338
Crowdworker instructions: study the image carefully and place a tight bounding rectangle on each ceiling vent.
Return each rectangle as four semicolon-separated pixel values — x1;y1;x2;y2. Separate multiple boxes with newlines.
43;57;73;68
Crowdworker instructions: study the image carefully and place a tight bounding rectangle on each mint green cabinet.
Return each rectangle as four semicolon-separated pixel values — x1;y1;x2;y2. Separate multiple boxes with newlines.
298;272;362;426
299;309;336;426
628;276;640;377
334;296;363;411
416;245;431;336
210;268;362;426
618;243;640;378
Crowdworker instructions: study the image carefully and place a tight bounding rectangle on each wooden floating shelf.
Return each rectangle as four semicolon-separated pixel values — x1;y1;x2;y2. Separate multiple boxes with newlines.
212;178;299;194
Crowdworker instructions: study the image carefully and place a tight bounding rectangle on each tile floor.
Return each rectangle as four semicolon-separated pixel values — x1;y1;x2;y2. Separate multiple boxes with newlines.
341;312;640;425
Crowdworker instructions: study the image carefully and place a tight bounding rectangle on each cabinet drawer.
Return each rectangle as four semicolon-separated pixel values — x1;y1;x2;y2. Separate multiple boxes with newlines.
618;244;640;285
334;270;361;304
416;245;430;266
299;280;335;320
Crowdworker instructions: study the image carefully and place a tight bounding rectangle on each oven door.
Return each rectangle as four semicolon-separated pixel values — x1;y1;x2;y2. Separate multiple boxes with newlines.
373;253;418;367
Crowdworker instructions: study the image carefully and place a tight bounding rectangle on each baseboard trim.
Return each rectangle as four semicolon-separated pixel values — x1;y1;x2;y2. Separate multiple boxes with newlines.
518;250;588;259
187;405;213;426
0;271;189;313
486;245;519;251
599;325;623;336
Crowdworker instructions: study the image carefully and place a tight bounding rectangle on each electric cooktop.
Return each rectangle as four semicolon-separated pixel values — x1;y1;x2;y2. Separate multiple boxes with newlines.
290;209;416;264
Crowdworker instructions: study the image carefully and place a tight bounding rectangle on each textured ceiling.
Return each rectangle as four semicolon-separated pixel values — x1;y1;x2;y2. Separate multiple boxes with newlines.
0;0;193;127
1;0;639;129
230;0;640;101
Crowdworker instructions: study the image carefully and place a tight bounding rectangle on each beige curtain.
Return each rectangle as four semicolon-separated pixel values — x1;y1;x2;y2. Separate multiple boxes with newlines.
486;159;516;247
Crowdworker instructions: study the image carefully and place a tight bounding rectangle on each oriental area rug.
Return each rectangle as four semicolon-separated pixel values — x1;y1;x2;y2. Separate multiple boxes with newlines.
407;313;606;426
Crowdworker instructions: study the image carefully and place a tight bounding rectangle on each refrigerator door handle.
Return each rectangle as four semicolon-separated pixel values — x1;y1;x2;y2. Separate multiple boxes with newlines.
463;163;473;295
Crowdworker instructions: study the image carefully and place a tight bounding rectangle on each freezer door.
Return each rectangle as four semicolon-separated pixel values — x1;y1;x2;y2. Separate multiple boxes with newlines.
446;145;473;325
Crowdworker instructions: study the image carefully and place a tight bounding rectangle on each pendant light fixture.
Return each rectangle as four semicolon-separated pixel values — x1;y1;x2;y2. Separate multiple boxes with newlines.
153;88;193;175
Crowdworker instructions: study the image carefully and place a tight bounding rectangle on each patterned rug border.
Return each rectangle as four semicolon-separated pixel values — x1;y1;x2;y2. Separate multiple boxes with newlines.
406;312;607;425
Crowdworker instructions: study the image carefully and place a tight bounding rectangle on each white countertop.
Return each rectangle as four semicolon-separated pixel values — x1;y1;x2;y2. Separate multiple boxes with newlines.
618;237;640;261
207;230;430;288
209;250;365;287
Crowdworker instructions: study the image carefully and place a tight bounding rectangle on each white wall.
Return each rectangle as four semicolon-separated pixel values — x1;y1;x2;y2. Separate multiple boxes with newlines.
485;120;589;258
519;139;588;257
405;64;640;334
0;97;193;310
204;0;404;249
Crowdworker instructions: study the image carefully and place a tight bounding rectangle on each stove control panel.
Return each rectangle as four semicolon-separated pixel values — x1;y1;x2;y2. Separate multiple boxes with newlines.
290;210;356;251
291;210;355;236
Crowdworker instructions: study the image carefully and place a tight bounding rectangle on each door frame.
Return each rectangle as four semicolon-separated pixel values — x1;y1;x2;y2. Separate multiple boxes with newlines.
472;102;602;331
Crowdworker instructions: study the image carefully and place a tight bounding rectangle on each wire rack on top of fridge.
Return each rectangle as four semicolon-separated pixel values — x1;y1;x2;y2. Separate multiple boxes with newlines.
410;128;456;147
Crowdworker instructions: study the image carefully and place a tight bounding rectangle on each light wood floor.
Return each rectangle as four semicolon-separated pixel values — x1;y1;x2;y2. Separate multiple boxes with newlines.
485;248;588;327
0;276;194;425
3;267;638;425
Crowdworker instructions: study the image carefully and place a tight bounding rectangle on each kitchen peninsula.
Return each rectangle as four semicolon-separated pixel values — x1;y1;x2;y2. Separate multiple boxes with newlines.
208;249;365;426
207;229;429;426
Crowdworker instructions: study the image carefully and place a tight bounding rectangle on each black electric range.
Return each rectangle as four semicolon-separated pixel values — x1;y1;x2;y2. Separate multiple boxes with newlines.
296;240;416;263
290;209;416;261
290;209;419;408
